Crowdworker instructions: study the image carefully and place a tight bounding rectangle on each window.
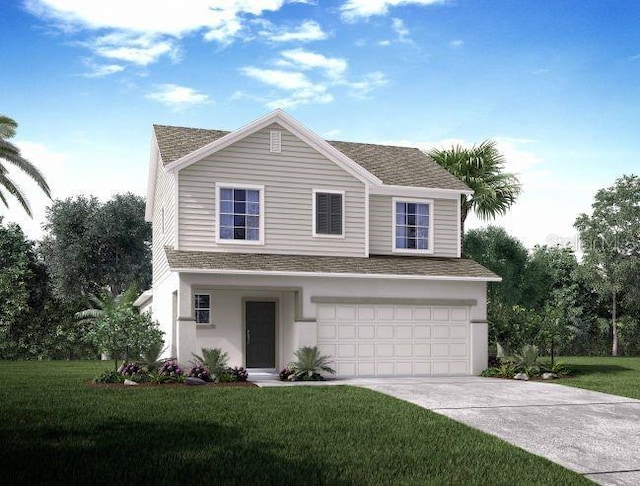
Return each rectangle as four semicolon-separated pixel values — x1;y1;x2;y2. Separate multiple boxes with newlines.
216;185;264;244
313;190;344;237
393;199;432;252
194;294;210;324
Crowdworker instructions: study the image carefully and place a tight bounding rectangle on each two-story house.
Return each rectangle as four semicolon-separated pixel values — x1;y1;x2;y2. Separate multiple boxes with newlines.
144;109;499;377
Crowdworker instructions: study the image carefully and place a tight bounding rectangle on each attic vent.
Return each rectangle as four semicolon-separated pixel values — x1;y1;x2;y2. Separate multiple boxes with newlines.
270;130;282;154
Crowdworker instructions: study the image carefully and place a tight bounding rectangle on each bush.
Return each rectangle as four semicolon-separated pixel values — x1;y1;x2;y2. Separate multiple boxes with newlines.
229;366;248;382
159;360;184;381
93;369;124;384
480;368;500;377
540;360;571;376
188;364;211;382
121;362;143;377
279;367;294;381
289;346;335;381
192;348;229;377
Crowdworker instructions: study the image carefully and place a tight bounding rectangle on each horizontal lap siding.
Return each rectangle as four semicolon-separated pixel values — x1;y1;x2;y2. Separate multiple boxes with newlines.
152;161;175;285
369;195;459;257
179;124;366;256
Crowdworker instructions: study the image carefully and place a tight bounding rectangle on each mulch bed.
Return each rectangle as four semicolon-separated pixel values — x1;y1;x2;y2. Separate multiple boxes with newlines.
85;381;258;388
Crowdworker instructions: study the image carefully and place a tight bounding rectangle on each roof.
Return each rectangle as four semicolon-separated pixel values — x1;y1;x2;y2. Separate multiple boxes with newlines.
153;124;469;192
164;248;500;281
133;289;153;307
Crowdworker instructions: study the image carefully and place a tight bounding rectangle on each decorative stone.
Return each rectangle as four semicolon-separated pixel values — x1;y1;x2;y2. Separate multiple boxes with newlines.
542;372;558;380
514;373;529;381
185;377;207;386
124;379;138;386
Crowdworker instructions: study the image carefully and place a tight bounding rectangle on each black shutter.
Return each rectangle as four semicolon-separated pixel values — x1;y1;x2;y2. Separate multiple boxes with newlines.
316;193;329;233
329;193;342;235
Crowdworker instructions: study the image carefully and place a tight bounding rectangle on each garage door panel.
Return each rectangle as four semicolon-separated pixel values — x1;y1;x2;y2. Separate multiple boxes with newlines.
316;304;470;377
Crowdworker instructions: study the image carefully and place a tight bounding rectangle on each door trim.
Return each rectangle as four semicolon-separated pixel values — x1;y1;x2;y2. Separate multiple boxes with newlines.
242;298;279;369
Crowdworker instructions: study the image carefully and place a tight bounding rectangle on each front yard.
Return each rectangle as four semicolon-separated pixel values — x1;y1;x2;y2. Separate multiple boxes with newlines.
0;361;590;485
558;356;640;400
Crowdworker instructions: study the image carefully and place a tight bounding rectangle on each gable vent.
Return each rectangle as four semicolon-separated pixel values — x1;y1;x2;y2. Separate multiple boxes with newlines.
270;130;282;154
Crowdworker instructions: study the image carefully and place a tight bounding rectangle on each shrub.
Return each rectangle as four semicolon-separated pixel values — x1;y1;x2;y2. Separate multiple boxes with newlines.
290;346;335;381
540;360;571;376
487;356;501;368
279;367;294;381
188;364;211;382
121;362;143;377
93;369;124;384
514;344;540;369
480;368;500;377
217;368;235;383
159;360;184;380
496;362;518;378
192;348;229;377
229;366;248;382
140;341;168;372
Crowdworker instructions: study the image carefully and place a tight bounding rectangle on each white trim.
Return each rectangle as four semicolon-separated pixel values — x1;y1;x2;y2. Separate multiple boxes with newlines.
311;189;345;239
392;197;435;255
457;196;462;258
215;183;265;245
364;184;370;257
371;184;472;199
145;131;160;222
173;171;180;250
133;289;153;308
172;267;502;282
164;109;382;186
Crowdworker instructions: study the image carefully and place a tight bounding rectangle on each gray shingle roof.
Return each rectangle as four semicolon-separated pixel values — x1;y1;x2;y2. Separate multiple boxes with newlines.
165;248;500;281
153;124;469;191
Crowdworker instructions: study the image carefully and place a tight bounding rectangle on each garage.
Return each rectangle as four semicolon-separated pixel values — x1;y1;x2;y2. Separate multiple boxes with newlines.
316;303;471;376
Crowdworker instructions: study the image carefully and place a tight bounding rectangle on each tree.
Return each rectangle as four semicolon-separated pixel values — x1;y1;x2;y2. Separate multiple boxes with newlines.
428;140;521;243
574;175;640;356
78;284;163;369
40;193;151;301
0;115;51;216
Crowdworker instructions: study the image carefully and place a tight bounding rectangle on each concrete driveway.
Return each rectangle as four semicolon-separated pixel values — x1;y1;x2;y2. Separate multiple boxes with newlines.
345;376;640;486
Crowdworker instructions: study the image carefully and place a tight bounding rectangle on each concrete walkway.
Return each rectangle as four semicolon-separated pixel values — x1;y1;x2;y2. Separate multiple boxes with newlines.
253;374;640;485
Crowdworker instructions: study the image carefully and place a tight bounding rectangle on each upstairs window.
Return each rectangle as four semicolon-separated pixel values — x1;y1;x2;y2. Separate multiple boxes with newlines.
194;294;210;324
217;185;264;244
393;199;433;253
313;190;344;237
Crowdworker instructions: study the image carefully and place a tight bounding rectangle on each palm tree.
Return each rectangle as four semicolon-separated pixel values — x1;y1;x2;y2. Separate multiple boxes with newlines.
428;139;522;243
0;115;51;216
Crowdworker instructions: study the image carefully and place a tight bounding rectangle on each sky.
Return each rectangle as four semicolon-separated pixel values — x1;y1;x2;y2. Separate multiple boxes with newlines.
1;0;639;250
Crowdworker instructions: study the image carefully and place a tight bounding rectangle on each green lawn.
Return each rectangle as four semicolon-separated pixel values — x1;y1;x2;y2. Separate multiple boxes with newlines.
0;362;590;485
557;356;640;400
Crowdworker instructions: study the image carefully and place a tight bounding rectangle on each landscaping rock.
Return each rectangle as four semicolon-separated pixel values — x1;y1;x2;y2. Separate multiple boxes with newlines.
514;373;529;381
123;379;138;386
542;372;558;380
185;377;207;386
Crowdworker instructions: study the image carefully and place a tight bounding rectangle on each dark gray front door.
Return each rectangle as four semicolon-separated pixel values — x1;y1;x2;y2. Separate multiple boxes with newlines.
245;301;276;368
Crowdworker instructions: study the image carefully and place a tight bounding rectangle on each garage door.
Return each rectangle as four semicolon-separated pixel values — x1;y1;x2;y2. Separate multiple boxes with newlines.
316;304;470;376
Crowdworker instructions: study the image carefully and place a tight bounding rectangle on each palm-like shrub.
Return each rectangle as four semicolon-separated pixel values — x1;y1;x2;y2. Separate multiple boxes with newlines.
192;348;229;377
290;346;335;381
140;341;167;372
515;344;540;369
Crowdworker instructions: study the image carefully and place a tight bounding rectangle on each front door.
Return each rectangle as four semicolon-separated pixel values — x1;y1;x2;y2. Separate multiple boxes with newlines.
245;301;276;368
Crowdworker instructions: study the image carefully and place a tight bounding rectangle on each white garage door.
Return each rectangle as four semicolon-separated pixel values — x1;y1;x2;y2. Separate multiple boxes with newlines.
316;304;471;376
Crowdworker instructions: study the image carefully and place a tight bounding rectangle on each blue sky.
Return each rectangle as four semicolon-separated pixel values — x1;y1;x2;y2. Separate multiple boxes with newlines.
2;0;639;249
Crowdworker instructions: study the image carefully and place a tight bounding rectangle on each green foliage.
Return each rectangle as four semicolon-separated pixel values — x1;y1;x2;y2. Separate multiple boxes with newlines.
0;115;51;216
495;363;518;378
139;340;168;372
540;361;571;377
192;348;229;377
81;288;164;369
480;368;500;377
92;369;124;384
290;346;336;380
40;193;151;301
514;344;540;368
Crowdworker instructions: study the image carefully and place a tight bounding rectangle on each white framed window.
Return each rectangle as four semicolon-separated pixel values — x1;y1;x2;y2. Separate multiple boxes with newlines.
392;197;434;254
194;294;211;324
215;183;265;245
312;189;345;238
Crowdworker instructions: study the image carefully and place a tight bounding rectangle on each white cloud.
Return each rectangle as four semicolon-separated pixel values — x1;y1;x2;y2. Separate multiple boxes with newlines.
340;0;447;21
449;39;464;48
25;0;288;65
145;84;212;109
242;49;386;108
82;60;124;77
379;17;411;46
280;49;348;79
259;20;328;43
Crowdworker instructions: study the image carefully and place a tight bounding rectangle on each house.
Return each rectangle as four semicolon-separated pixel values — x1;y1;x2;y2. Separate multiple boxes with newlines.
144;109;499;377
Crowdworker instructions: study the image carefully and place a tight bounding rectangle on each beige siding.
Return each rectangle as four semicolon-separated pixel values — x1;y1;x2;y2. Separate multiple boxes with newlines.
152;159;176;285
369;195;459;257
178;124;366;256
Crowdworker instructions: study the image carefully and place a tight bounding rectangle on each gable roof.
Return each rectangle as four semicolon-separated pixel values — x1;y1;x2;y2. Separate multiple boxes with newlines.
165;248;500;281
153;116;469;192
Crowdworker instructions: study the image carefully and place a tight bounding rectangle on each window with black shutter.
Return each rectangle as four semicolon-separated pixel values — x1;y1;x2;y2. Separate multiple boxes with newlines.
315;192;343;236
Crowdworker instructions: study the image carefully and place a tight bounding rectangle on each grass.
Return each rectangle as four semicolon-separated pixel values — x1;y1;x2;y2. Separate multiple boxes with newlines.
557;356;640;399
0;361;590;485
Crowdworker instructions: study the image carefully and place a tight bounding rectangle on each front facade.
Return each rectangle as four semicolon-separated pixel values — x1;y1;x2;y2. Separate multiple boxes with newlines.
145;110;499;376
